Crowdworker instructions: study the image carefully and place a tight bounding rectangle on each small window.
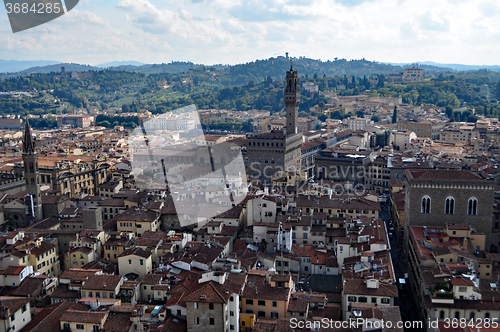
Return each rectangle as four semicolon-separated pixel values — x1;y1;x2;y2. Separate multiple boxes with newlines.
209;303;214;310
246;299;253;305
209;318;215;325
76;324;84;330
258;300;265;306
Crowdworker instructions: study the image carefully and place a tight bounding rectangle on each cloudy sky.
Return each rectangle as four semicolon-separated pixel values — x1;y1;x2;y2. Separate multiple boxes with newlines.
0;0;499;66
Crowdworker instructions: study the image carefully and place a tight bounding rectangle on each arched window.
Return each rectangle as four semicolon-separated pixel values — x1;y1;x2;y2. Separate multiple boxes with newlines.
421;195;431;214
485;312;490;319
468;197;478;216
445;196;455;214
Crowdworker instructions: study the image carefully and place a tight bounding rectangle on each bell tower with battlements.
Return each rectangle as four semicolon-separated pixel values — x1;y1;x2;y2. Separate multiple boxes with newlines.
284;61;300;136
22;121;43;222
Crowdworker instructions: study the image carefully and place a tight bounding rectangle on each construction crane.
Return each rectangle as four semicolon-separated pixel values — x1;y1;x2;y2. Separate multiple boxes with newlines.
323;106;344;148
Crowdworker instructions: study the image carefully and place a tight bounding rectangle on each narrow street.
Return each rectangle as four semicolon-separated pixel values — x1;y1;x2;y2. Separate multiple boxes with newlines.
379;196;420;332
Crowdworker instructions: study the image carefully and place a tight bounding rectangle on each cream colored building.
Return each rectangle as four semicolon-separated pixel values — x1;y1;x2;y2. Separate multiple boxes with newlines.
118;247;153;278
27;241;60;277
64;247;98;269
403;67;424;82
80;275;124;299
439;125;480;143
115;208;160;237
0;296;31;332
60;310;108;332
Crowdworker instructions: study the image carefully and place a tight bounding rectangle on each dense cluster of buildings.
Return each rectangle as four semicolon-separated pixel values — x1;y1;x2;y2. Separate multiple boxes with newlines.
0;66;499;332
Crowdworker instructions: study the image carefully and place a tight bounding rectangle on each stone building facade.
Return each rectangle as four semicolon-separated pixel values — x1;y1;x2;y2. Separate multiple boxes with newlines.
404;169;495;251
245;66;303;184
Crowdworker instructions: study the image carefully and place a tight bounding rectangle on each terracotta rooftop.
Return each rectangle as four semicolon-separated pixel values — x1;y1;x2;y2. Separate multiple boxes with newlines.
343;278;398;298
60;309;107;324
407;169;485;182
81;275;122;291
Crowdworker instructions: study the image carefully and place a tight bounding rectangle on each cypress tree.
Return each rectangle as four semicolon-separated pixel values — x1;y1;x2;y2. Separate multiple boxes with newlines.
392;106;397;124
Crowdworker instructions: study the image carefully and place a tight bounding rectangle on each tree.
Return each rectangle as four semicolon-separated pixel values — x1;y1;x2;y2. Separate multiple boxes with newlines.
372;115;380;122
496;81;500;99
445;106;453;119
392;106;397;124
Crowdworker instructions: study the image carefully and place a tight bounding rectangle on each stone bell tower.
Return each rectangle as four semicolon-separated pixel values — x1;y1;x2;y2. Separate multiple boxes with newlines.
22;121;43;222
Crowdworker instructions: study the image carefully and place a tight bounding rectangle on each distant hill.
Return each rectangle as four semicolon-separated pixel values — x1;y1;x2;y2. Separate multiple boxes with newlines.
130;62;199;75
387;61;500;72
17;63;101;75
96;61;145;68
418;61;500;72
0;59;60;73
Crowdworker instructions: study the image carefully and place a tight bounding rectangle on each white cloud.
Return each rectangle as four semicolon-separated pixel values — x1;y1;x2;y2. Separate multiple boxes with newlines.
0;0;499;65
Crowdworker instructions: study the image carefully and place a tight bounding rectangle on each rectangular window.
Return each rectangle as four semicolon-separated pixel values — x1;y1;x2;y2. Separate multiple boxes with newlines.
246;299;253;305
458;287;467;292
381;298;390;304
194;302;198;309
76;324;84;330
258;300;265;306
272;301;277;307
209;318;215;325
209;303;214;310
140;259;144;265
194;317;200;324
